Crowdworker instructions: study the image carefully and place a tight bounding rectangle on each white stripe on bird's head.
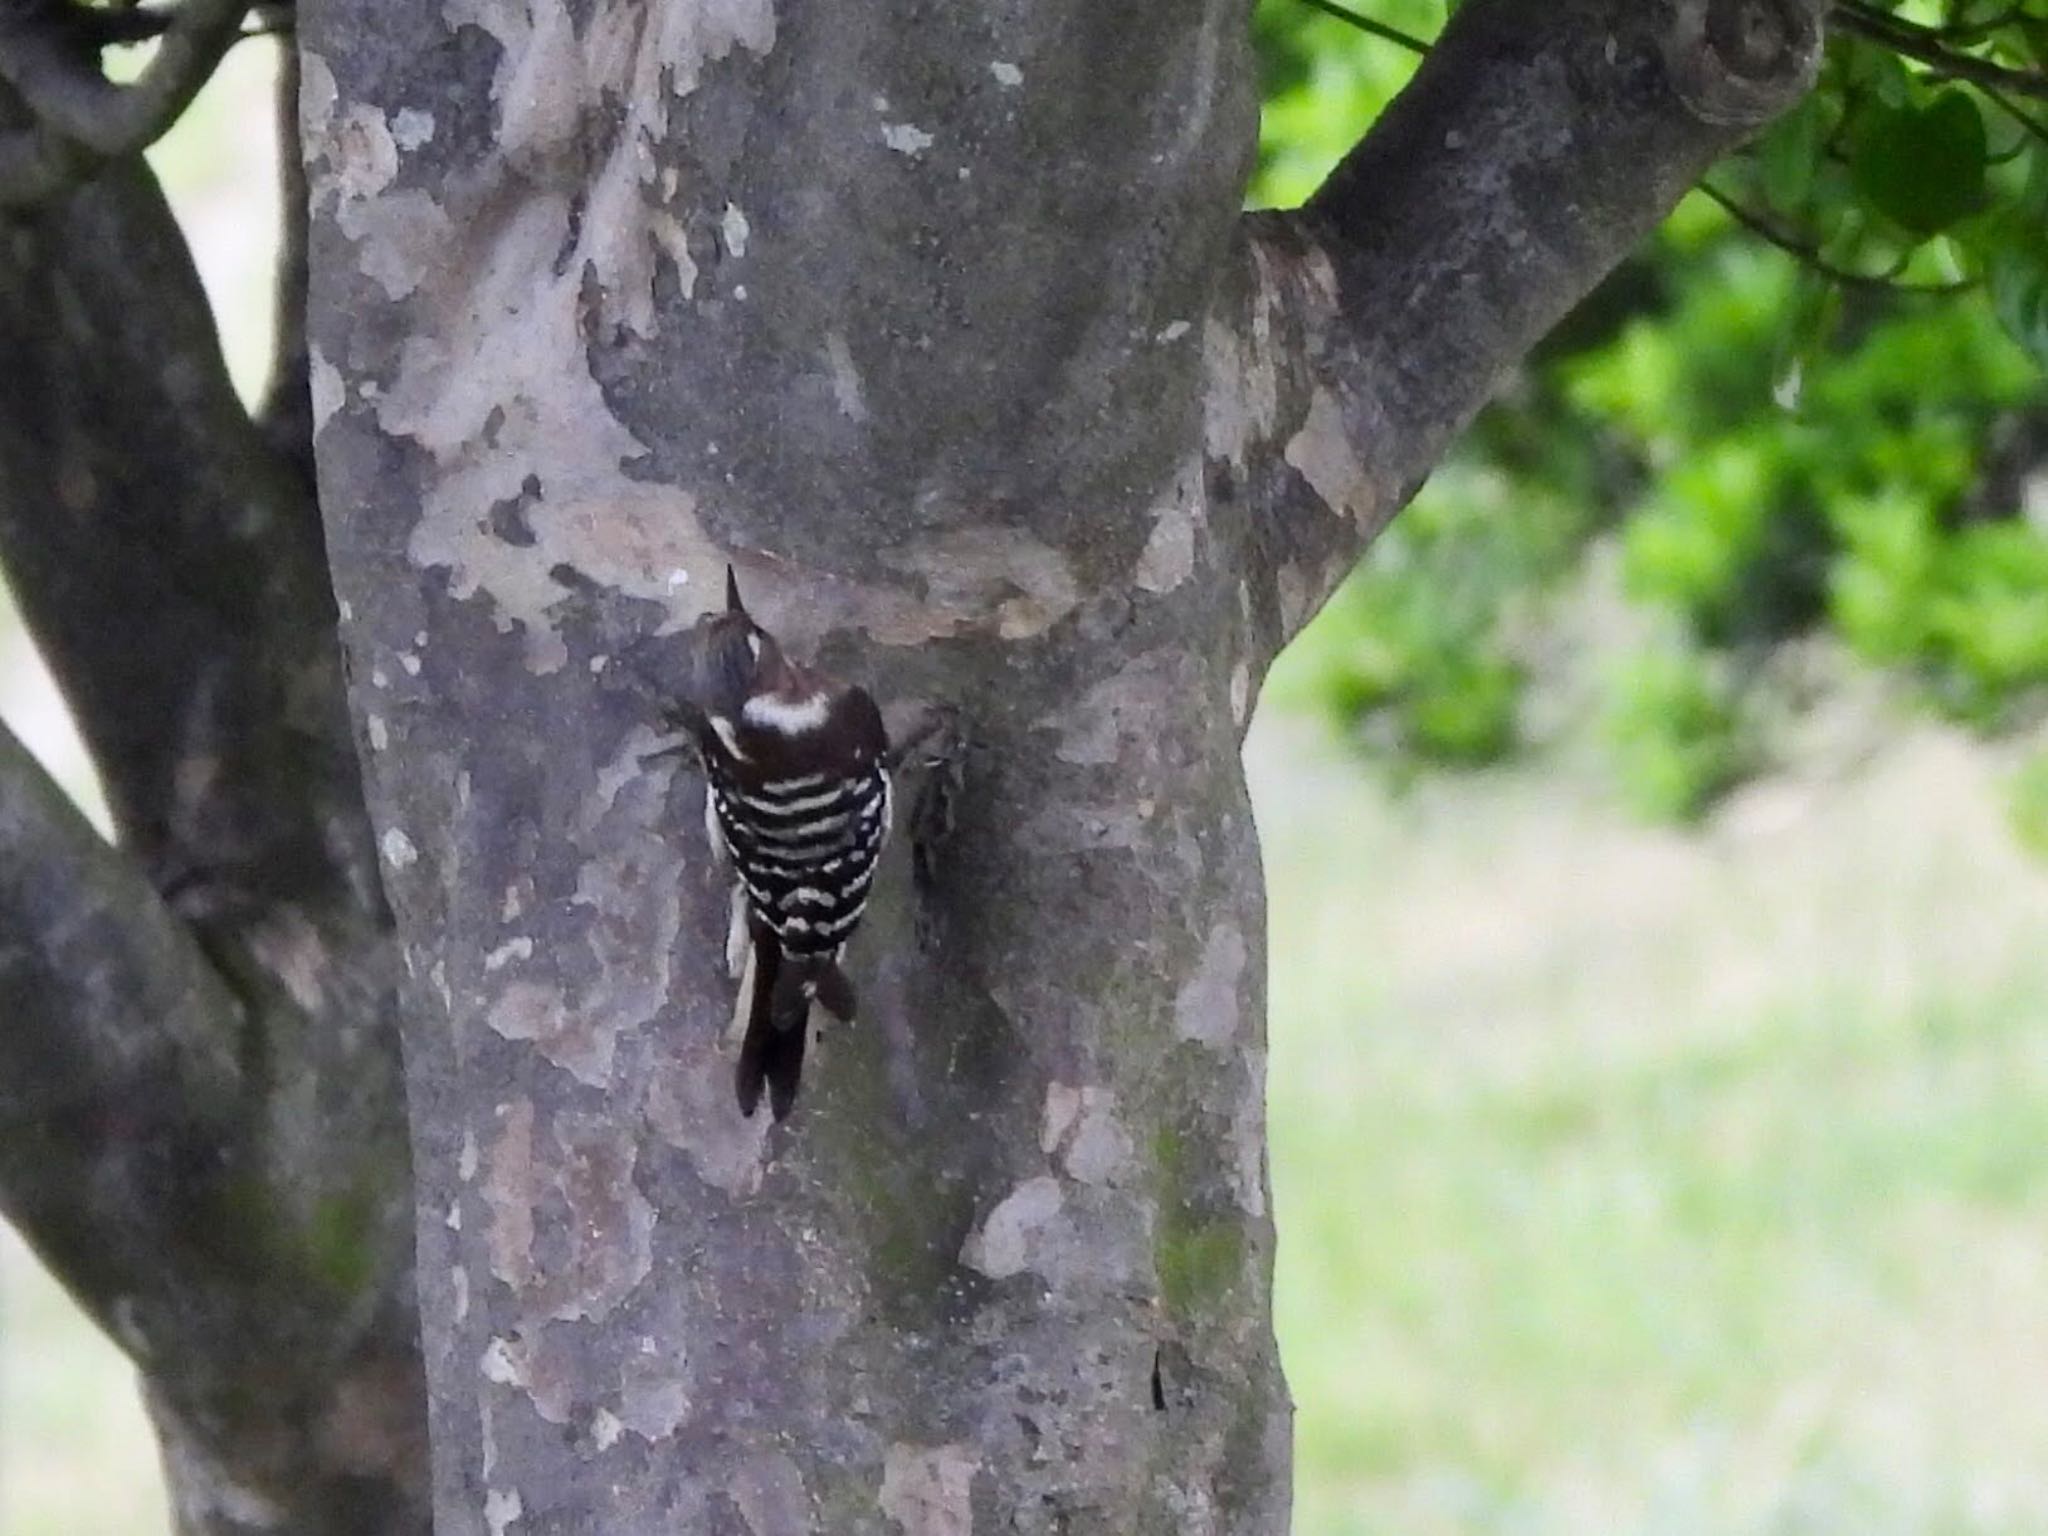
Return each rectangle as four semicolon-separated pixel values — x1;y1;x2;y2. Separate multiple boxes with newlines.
743;691;833;734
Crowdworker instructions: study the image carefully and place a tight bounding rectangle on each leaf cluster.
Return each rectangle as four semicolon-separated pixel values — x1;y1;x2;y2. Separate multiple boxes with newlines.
1259;0;2048;825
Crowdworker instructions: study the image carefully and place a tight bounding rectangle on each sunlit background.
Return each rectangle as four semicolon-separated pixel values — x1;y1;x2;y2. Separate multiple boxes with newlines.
6;5;2048;1534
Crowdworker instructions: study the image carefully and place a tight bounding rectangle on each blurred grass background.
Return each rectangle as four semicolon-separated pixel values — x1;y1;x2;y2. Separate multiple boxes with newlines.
6;12;2048;1536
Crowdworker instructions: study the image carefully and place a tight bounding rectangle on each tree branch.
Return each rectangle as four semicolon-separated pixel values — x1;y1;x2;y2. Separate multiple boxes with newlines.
1207;0;1827;666
0;719;252;1343
0;722;425;1533
0;0;252;204
1833;1;2048;100
1290;0;1431;55
1695;180;1977;292
0;147;377;915
260;39;315;492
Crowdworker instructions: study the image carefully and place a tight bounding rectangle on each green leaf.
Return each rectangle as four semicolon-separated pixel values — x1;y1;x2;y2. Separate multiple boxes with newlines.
1987;227;2048;372
1758;92;1824;209
1771;274;1842;412
1850;91;1989;237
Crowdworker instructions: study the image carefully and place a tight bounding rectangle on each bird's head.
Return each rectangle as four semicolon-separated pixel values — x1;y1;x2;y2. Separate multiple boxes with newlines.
689;567;789;722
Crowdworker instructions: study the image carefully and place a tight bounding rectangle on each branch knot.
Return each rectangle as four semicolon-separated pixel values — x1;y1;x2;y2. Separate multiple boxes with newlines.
1666;0;1824;126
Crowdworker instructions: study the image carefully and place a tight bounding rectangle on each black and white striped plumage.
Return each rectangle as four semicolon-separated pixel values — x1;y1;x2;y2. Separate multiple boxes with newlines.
686;570;891;1120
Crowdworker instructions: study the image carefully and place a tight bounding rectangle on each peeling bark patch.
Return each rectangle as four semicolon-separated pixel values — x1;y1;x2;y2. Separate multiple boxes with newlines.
1041;1084;1134;1186
309;346;344;434
485;1102;538;1291
960;1176;1063;1280
721;203;751;257
484;1487;522;1536
383;229;719;673
989;60;1023;86
1044;649;1197;768
880;1443;978;1536
1134;462;1200;595
444;0;775;331
878;529;1080;642
300;74;449;300
1275;563;1312;636
647;1039;772;1195
1174;922;1245;1048
478;1331;575;1423
348;190;456;300
730;1450;813;1535
242;906;331;1014
487;978;615;1086
618;1347;694;1441
824;331;869;421
1283;389;1379;531
392;106;436;149
483;1102;655;1321
882;121;935;155
316;8;783;671
1229;662;1251;726
1228;1053;1269;1219
484;935;533;972
1202;317;1279;467
1016;801;1150;856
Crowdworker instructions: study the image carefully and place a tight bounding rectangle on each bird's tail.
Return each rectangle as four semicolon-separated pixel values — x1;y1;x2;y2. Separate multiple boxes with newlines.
734;944;860;1121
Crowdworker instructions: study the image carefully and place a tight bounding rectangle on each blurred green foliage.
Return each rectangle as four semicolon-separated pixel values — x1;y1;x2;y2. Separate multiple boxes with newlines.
1255;0;2048;824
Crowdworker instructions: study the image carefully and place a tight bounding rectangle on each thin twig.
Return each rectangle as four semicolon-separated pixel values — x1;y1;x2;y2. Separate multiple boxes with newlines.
1290;0;1432;56
1930;2;2025;42
1832;2;2048;101
1979;82;2048;147
1697;181;1978;294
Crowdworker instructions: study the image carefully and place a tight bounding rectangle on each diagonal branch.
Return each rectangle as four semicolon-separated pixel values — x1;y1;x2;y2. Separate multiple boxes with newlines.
1203;0;1828;667
0;719;252;1344
0;144;377;917
0;719;426;1534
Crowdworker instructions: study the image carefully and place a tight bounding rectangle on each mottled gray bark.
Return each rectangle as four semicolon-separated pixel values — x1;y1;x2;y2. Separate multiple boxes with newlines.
290;1;1822;1533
